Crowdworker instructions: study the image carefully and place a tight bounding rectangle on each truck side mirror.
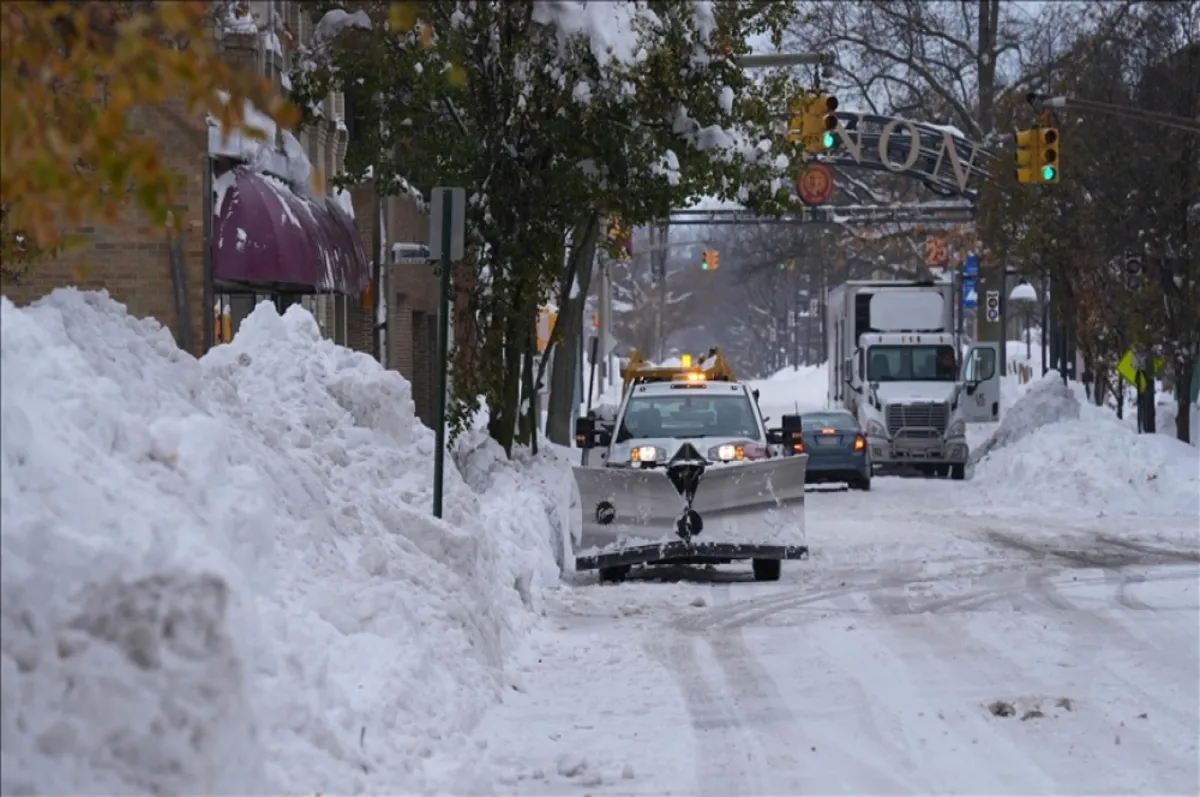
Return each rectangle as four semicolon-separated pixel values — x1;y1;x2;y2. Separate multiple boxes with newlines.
766;429;784;445
595;428;612;447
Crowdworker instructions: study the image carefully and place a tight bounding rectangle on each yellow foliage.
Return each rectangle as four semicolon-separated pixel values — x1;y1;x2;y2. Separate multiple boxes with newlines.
388;2;420;33
0;1;300;274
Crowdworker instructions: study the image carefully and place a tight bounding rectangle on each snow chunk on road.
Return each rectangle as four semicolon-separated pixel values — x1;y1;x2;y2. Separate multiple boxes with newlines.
0;290;563;795
973;375;1199;518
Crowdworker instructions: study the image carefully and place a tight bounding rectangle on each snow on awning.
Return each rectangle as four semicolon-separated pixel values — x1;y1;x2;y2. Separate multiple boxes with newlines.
212;167;369;294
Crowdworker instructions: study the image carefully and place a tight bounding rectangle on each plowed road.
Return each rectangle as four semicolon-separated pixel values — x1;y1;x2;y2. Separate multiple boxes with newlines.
476;479;1200;795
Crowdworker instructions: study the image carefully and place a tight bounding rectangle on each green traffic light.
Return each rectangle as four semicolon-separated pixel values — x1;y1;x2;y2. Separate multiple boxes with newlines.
702;262;709;270
777;263;785;271
822;132;835;149
1042;165;1056;181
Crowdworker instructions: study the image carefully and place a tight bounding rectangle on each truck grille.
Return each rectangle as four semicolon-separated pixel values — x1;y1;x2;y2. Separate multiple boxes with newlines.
886;402;949;436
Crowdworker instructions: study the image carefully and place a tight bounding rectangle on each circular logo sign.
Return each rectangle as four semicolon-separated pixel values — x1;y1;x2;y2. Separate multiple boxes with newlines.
595;501;616;526
796;163;835;206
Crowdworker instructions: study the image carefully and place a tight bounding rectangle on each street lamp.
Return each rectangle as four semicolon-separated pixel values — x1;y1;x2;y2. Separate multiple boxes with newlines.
1008;280;1038;364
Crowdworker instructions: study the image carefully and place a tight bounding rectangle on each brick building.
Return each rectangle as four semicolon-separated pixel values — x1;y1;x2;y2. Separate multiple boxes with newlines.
3;1;451;427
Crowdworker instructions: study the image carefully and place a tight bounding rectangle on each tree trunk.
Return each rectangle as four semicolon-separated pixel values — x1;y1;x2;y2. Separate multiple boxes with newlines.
545;214;601;445
1175;354;1193;445
517;318;538;453
485;273;528;457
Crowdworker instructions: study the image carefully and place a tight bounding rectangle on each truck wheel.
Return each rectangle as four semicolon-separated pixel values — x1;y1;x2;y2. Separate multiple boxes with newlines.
599;565;630;583
854;475;872;491
752;559;781;582
950;463;966;481
937;465;951;477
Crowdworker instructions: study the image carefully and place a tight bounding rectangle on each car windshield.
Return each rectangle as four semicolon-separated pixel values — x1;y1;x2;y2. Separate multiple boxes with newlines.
615;393;762;442
801;412;859;431
867;345;958;382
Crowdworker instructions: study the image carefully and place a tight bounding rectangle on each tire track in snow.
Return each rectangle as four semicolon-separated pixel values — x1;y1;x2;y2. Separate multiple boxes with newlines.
669;556;1019;634
1021;565;1200;746
854;589;1074;792
642;632;768;796
700;584;914;795
989;530;1199;689
891;562;1197;795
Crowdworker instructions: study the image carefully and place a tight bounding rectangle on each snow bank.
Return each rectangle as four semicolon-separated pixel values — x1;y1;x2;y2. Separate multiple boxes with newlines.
971;372;1080;463
751;364;829;420
973;372;1199;518
1;290;563;795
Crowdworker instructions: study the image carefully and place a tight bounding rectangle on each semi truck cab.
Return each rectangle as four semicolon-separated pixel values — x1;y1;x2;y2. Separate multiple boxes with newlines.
827;280;1001;480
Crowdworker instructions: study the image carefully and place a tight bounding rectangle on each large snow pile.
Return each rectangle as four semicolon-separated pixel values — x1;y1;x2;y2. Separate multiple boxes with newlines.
752;364;829;421
1;290;566;795
973;373;1199;518
971;371;1080;463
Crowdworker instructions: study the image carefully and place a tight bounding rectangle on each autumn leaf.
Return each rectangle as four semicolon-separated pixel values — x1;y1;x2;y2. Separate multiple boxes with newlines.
389;2;420;33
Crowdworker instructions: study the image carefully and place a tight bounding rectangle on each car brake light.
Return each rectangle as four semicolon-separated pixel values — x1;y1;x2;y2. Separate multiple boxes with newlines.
792;439;805;454
853;434;865;452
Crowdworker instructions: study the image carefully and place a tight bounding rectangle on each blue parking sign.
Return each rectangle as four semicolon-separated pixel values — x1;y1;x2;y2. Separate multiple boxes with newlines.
963;275;978;309
964;253;979;276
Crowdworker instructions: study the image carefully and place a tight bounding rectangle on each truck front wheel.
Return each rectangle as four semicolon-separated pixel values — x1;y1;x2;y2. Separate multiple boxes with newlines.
950;463;966;481
752;559;782;582
599;565;630;583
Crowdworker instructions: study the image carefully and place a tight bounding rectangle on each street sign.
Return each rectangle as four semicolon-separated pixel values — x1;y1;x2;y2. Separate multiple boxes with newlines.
984;289;1000;323
1116;348;1163;391
796;163;834;206
964;253;979;276
963;276;977;309
429;187;466;262
925;236;949;267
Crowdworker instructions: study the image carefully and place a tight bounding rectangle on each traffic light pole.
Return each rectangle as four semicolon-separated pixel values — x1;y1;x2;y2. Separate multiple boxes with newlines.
737;53;835;69
1027;93;1200;135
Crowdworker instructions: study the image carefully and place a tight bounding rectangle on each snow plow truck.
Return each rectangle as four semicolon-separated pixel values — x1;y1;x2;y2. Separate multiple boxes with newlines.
572;348;810;583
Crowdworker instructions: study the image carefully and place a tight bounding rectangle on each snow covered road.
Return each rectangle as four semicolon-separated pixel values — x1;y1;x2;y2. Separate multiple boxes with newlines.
477;478;1200;795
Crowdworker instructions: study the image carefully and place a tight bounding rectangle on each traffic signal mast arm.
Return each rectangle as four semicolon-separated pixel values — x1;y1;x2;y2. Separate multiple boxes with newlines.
1027;93;1200;135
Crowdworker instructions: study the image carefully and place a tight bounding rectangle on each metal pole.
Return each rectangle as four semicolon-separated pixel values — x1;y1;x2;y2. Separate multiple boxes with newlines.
372;187;383;362
202;159;215;353
738;52;835;69
1028;94;1200;135
599;256;614;386
432;191;453;520
998;268;1008;377
1040;275;1049;377
1025;308;1032;362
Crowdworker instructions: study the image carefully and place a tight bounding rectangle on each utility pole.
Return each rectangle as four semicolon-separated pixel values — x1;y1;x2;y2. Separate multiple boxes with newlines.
652;224;669;361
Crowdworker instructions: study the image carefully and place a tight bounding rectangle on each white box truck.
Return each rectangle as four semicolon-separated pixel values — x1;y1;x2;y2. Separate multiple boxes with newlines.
825;280;1000;479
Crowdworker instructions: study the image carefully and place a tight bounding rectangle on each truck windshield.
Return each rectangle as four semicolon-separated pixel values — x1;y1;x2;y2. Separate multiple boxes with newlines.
867;345;958;382
615;393;762;442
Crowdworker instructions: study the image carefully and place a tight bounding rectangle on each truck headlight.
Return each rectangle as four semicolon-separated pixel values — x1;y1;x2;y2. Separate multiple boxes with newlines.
945;419;965;439
631;445;664;464
866;420;887;438
707;443;745;462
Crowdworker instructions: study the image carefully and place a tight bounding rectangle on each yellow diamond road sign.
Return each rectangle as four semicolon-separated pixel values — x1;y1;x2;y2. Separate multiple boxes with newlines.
1116;349;1163;391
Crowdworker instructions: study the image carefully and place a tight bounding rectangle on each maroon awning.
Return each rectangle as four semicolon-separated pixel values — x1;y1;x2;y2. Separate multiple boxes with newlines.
212;166;369;294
